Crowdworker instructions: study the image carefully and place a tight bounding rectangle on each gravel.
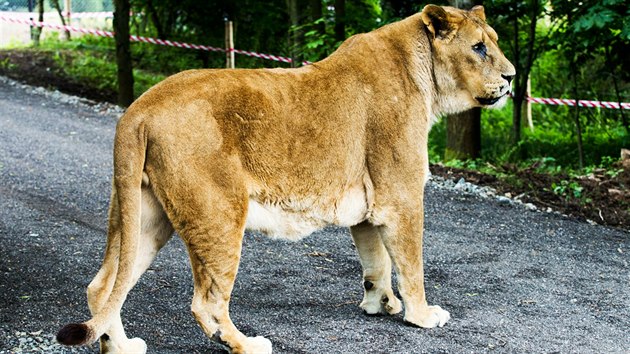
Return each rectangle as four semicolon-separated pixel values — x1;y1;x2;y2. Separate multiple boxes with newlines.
0;331;74;354
1;76;628;354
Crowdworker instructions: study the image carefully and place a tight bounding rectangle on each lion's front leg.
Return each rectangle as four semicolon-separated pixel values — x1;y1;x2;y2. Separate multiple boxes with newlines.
377;204;450;328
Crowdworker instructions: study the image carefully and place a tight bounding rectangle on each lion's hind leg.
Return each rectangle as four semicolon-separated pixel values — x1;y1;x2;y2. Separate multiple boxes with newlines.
160;167;271;354
350;221;403;316
86;181;173;353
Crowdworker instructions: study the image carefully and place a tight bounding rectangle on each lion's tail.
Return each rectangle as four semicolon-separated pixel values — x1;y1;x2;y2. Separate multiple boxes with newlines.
57;115;147;346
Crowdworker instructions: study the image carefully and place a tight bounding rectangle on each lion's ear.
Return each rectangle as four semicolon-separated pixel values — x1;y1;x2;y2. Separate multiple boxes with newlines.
421;5;462;40
470;5;486;21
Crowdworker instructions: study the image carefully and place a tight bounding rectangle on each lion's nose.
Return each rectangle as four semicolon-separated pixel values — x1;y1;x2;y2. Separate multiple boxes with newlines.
502;74;514;84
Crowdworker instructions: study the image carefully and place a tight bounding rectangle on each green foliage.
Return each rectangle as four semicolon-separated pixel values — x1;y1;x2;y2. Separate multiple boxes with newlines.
552;179;585;200
35;35;165;98
53;52;117;91
571;0;630;40
0;57;17;70
344;0;383;35
428;119;446;163
294;0;384;63
429;95;629;172
295;18;342;63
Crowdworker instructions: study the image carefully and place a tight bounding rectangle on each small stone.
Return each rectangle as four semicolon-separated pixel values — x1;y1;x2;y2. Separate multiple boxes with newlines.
497;196;511;204
454;178;467;191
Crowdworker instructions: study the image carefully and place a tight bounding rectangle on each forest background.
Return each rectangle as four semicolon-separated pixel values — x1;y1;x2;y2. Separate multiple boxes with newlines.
0;0;629;227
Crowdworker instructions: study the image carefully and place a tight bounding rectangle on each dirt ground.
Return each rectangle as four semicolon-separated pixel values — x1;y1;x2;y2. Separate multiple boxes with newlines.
0;49;117;103
0;48;628;231
431;163;630;230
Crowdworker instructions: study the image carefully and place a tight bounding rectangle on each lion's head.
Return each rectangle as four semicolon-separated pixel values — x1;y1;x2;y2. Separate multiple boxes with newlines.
421;5;515;113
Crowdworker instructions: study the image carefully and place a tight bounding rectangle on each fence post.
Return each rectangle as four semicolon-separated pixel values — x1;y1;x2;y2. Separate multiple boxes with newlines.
64;0;71;40
526;75;534;131
225;17;235;69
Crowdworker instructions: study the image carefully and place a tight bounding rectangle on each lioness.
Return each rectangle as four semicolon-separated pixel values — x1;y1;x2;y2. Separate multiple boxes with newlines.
58;5;514;353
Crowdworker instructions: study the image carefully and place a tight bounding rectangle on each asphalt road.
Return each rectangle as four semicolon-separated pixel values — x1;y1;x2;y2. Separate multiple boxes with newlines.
0;77;628;354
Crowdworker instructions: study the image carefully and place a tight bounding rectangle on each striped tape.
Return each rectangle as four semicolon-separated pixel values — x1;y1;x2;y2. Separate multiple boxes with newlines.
527;96;630;110
0;11;114;19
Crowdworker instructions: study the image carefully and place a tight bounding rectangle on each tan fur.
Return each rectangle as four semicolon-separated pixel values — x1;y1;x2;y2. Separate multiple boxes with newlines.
59;5;514;354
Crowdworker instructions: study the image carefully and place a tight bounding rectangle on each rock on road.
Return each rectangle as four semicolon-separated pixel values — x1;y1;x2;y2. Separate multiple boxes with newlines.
0;76;628;353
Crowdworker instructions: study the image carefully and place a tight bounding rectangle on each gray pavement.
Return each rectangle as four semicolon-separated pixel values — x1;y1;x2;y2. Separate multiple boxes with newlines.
0;77;628;353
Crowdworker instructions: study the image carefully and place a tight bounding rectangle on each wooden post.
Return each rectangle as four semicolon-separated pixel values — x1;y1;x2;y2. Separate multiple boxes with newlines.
64;0;71;40
225;18;235;69
526;75;534;131
64;0;71;23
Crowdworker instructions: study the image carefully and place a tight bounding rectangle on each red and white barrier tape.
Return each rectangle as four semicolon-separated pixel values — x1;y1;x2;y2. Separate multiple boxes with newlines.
2;14;630;108
0;15;225;52
1;15;114;38
0;11;113;19
527;96;630;110
0;15;307;64
129;35;224;52
230;48;310;66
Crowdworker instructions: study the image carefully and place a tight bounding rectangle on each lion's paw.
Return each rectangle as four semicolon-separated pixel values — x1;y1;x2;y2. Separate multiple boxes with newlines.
382;295;403;314
404;305;450;328
100;337;147;354
244;336;272;354
126;338;148;354
360;291;403;316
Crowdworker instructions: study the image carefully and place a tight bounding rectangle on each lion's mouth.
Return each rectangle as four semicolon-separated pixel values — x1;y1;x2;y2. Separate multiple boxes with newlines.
476;95;503;106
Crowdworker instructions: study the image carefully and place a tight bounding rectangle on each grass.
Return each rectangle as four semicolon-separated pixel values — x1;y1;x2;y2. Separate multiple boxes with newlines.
21;34;167;99
429;98;629;172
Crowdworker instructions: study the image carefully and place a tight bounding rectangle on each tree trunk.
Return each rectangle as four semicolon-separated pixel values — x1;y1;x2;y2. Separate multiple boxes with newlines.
114;0;134;107
32;0;44;46
604;45;629;135
445;108;481;160
511;0;539;148
382;0;416;18
512;94;522;144
570;59;584;170
286;0;301;67
50;0;71;39
146;0;166;39
309;0;324;35
334;0;345;41
573;103;584;170
511;5;521;145
444;0;482;161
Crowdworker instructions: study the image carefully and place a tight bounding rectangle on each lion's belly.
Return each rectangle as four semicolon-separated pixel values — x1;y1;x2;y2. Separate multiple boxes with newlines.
245;185;370;241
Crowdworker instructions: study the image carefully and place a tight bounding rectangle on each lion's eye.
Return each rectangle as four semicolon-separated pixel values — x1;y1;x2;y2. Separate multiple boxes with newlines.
472;42;487;59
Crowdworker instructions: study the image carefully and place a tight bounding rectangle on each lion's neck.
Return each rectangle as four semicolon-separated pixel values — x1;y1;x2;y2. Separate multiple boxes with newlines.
315;14;453;128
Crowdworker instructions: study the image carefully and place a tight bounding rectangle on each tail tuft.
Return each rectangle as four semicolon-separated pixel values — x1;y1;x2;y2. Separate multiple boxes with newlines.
56;323;92;345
